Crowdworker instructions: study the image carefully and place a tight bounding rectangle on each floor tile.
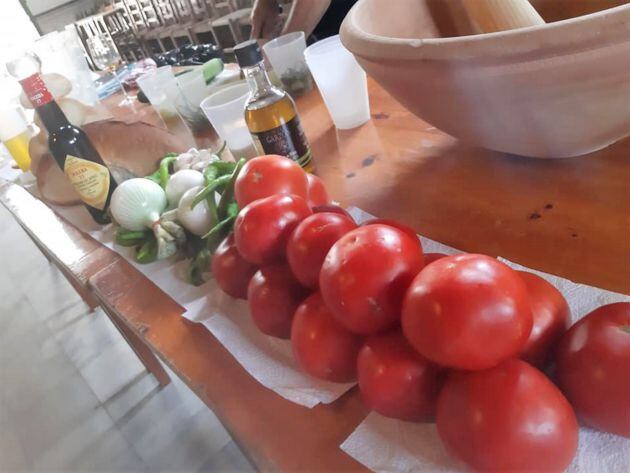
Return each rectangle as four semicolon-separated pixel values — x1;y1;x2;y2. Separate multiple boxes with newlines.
53;307;121;368
10;372;101;456
0;198;237;472
79;339;147;403
0;424;29;471
103;372;160;424
199;441;255;473
32;407;116;470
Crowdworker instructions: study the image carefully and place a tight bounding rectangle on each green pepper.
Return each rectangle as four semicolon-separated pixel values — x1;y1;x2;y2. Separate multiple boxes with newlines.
136;237;158;264
186;248;211;286
191;174;231;210
217;158;245;221
115;228;151;247
158;156;177;188
215;141;227;158
145;153;178;187
203;214;237;253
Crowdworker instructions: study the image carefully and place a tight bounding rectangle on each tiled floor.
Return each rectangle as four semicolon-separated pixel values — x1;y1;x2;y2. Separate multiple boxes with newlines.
0;204;254;472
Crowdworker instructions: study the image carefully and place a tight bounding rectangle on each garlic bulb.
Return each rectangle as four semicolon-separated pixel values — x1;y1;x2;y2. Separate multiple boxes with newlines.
177;186;216;236
110;178;167;231
165;169;205;208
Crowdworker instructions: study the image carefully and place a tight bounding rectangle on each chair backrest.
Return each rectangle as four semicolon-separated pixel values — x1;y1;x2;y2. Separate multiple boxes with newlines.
205;0;233;17
189;0;209;20
153;0;178;25
121;0;150;31
171;0;195;23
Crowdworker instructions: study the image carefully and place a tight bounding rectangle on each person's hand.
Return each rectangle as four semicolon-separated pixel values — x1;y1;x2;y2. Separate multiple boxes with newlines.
250;0;283;39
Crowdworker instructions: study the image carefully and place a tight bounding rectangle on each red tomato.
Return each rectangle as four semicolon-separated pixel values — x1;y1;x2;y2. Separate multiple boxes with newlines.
286;212;357;289
357;330;444;421
234;194;311;266
211;234;258;299
320;224;424;335
360;218;418;241
402;254;532;370
423;253;448;265
247;264;308;339
555;302;630;437
291;292;363;382
306;173;330;207
234;154;308;208
437;359;578;472
312;204;354;221
517;271;570;368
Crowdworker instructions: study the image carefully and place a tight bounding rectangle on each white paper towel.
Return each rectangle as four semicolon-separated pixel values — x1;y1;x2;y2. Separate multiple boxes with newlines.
341;208;630;473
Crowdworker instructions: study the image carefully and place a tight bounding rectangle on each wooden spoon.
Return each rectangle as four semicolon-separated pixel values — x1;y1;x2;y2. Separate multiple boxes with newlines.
461;0;544;32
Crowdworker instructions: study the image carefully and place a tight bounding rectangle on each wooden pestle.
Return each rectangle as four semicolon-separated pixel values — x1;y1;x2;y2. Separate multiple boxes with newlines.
461;0;545;32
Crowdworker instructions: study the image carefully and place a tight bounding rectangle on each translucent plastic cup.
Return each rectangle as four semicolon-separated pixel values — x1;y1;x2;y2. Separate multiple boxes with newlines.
263;32;312;96
304;35;370;130
137;66;180;116
200;82;258;159
0;103;32;171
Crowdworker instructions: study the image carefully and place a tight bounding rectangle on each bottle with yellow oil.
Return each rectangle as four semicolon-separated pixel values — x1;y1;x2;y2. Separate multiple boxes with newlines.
0;104;31;171
234;40;313;171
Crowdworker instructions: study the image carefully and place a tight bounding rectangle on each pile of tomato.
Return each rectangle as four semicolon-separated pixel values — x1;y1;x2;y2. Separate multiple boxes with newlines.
211;154;630;472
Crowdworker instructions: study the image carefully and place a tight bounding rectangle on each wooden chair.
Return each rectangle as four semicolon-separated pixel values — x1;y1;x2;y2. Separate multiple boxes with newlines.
74;14;115;69
104;6;148;61
122;0;165;54
191;0;252;51
170;0;198;47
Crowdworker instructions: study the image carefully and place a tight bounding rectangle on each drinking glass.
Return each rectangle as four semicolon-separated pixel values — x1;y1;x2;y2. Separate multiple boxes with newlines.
0;103;32;172
86;34;133;107
263;32;312;96
200;82;258;159
304;35;370;129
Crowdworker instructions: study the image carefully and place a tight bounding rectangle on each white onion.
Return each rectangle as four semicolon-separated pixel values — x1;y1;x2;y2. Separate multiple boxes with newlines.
177;186;215;236
165;169;204;207
110;178;167;231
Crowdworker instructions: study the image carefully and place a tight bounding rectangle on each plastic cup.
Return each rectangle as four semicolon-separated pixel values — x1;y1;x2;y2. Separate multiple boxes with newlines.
200;82;258;159
263;32;312;96
304;35;370;130
0;103;32;171
137;66;180;115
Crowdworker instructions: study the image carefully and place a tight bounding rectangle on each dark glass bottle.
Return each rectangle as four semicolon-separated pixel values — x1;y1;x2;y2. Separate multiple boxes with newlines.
7;53;117;224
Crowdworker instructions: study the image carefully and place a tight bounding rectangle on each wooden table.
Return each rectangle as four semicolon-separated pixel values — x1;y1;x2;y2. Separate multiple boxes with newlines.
2;77;629;472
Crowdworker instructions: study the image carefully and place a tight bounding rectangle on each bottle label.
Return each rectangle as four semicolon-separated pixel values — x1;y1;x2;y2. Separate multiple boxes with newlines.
252;116;312;169
19;74;53;108
64;155;110;210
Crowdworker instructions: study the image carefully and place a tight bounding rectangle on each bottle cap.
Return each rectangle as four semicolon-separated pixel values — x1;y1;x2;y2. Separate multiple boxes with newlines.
234;40;263;68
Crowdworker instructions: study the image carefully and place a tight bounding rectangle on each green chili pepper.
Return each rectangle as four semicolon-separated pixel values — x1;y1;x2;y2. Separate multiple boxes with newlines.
145;153;178;186
186;248;211;286
215;141;227;157
217;158;245;221
203;214;236;253
158;156;177;188
191;174;231;210
136;237;158;264
115;228;151;247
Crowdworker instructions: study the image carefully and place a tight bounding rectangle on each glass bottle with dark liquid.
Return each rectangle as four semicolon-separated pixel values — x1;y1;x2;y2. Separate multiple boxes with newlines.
7;52;117;224
234;40;313;171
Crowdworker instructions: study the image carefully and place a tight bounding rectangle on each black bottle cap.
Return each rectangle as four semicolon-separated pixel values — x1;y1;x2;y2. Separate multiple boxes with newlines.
234;40;263;68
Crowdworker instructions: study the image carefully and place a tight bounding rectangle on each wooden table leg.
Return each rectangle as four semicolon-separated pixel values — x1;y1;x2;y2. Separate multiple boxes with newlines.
99;303;172;387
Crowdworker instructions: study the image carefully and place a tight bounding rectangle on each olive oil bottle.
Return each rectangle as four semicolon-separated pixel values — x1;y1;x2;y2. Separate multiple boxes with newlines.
234;40;313;171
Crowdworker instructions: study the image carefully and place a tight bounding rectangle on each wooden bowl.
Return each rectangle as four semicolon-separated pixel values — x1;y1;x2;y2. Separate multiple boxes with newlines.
340;0;630;158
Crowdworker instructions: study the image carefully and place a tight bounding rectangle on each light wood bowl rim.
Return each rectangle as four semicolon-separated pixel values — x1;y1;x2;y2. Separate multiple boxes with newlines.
341;1;630;62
